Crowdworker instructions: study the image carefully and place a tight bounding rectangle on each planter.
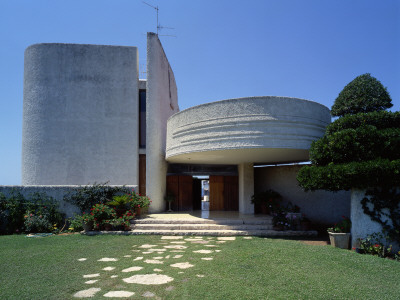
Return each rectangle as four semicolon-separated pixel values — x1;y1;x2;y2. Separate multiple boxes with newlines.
82;221;93;232
103;223;113;231
329;232;351;249
135;207;148;218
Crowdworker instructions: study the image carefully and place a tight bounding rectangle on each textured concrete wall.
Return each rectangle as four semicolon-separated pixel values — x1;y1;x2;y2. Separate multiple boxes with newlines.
254;165;350;224
146;33;179;212
22;43;139;185
166;96;330;164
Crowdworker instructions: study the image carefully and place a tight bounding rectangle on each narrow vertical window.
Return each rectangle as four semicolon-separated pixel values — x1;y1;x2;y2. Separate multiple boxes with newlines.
139;90;146;148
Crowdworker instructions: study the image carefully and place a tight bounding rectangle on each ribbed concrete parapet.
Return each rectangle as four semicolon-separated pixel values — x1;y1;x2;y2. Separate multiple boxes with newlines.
166;96;330;164
22;43;139;185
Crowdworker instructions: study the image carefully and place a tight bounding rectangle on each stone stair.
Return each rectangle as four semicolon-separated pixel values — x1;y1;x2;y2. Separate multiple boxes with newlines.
129;216;318;237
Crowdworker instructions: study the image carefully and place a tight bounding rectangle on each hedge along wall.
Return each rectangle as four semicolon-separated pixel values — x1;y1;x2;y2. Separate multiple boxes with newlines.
0;185;137;218
254;165;350;225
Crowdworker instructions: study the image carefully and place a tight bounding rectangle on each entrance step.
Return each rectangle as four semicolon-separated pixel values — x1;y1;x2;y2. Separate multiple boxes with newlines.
128;214;317;237
132;223;274;231
127;229;318;237
133;218;273;226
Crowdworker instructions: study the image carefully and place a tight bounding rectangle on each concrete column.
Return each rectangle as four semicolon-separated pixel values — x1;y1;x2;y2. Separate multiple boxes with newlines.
238;163;254;214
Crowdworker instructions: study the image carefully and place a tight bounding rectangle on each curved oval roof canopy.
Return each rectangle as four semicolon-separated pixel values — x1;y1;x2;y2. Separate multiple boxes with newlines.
166;96;331;165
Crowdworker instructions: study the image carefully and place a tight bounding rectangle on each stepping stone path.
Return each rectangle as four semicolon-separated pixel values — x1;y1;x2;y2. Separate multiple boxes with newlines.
85;280;98;284
73;235;237;298
74;288;101;298
170;262;194;269
122;266;143;272
98;258;118;262
104;291;134;298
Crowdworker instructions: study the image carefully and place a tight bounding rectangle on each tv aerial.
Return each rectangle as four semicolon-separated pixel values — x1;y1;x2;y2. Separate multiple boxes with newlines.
143;1;176;37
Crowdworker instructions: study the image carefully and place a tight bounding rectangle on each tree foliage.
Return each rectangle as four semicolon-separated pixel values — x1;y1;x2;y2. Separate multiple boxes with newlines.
331;73;392;117
297;159;400;191
299;74;399;242
297;74;398;191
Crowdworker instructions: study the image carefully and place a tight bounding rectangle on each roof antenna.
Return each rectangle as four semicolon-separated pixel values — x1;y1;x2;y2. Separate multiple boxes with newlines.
143;1;159;34
143;1;176;37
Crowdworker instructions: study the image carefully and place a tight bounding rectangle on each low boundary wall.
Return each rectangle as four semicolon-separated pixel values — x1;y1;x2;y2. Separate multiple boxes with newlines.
0;185;137;218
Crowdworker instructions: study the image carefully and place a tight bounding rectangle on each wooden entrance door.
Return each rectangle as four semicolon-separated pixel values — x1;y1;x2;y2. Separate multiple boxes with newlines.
224;176;239;211
166;175;193;211
209;175;239;211
178;176;193;211
209;176;224;211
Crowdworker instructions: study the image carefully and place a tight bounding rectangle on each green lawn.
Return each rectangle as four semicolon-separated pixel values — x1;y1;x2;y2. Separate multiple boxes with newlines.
1;234;399;299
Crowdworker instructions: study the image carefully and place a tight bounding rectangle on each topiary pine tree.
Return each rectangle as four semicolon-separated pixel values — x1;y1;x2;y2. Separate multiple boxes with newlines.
331;73;392;117
297;74;400;243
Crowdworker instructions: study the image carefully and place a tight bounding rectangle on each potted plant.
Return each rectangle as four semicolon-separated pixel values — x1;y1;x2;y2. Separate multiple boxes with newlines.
251;189;282;215
90;203;117;230
284;202;302;230
112;210;135;231
107;194;130;217
129;192;151;218
71;213;94;232
327;216;351;249
81;213;94;231
272;208;289;231
102;219;113;231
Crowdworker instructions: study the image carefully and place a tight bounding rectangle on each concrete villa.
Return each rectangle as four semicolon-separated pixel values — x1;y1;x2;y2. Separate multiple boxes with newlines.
3;33;350;227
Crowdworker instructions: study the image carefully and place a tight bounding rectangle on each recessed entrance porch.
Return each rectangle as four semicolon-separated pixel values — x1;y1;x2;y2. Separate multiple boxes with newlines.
166;164;241;212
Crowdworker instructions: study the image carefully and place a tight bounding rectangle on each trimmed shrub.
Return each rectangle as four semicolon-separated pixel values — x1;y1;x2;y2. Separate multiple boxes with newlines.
63;182;130;213
297;159;400;191
310;126;400;165
326;111;400;134
331;73;392;117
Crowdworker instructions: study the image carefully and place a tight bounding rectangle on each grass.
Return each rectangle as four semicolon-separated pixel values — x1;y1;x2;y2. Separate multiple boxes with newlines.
1;234;400;299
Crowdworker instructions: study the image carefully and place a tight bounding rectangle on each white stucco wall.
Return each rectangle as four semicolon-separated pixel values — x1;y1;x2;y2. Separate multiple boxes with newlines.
351;189;399;250
255;165;351;224
146;33;179;212
22;43;139;185
166;96;330;164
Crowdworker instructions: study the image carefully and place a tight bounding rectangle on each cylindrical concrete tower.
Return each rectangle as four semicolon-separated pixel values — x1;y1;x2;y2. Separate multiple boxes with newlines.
22;43;139;185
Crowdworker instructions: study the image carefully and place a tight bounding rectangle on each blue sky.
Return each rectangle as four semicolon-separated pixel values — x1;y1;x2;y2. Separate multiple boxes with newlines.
0;0;399;185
